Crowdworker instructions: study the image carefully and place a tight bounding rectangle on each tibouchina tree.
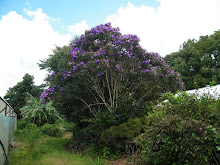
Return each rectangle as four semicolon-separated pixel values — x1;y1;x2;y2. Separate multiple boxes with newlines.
40;23;184;121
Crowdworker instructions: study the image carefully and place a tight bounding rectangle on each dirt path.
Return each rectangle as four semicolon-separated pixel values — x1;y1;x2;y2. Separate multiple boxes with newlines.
110;157;127;165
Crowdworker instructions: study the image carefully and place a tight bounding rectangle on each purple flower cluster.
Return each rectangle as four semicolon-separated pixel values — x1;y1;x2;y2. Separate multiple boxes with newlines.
41;85;63;103
41;22;184;103
63;71;71;79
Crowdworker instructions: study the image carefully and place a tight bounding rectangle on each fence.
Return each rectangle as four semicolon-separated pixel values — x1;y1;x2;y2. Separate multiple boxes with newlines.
0;97;17;165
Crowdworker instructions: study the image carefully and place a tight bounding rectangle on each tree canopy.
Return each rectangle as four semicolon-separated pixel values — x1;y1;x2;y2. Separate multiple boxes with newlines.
4;73;44;118
164;30;220;90
39;23;183;123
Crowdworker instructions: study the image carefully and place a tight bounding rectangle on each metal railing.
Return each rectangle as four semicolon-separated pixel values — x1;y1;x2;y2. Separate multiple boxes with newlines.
0;97;17;165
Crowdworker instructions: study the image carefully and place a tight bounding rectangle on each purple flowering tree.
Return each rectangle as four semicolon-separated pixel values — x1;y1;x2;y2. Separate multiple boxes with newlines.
41;23;183;119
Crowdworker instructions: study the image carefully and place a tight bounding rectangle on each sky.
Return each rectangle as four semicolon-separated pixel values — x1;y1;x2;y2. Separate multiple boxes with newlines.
0;0;220;97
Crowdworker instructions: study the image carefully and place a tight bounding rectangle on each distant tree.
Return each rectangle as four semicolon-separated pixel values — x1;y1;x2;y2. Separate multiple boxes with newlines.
164;30;220;90
4;73;45;118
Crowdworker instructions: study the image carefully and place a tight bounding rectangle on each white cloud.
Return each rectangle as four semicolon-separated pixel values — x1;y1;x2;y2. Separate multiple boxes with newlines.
106;0;220;56
0;9;72;96
68;20;89;37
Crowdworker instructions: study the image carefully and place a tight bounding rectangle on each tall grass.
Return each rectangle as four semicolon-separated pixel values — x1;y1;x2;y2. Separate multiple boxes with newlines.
8;137;108;165
8;125;108;165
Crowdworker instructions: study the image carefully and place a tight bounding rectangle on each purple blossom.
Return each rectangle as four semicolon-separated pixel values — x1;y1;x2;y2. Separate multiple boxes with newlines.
144;69;150;72
73;66;77;72
168;70;175;75
103;59;108;63
145;60;150;64
41;91;48;99
48;87;55;93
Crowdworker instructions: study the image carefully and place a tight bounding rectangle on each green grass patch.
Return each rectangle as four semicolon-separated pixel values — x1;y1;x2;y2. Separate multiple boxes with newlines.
8;137;108;165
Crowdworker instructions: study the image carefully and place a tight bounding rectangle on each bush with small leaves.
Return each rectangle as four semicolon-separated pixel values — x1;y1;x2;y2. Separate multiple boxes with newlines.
40;124;64;137
101;117;145;150
135;93;220;165
15;123;42;143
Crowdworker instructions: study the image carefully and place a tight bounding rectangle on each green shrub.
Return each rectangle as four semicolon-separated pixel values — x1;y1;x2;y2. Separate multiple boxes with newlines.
17;119;28;129
70;101;152;151
55;119;76;132
15;123;42;142
40;124;64;137
100;117;145;149
162;92;220;125
137;112;220;164
87;145;121;160
135;93;220;165
69;110;118;150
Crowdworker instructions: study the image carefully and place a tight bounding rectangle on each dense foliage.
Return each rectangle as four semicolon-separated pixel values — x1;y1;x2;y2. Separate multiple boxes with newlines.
39;23;184;152
20;93;62;126
164;30;220;90
100;117;145;149
135;93;220;164
10;121;105;165
4;73;44;118
7;22;219;164
40;23;183;123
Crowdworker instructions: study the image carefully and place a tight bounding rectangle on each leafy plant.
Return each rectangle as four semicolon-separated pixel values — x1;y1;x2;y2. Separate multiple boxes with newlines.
40;123;64;137
135;93;220;165
101;117;145;149
15;123;42;143
164;30;220;90
20;93;62;126
4;73;44;118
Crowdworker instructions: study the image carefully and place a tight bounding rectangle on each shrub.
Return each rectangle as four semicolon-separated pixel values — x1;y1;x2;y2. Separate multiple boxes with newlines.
162;92;220;125
15;123;42;142
55;119;76;132
135;93;220;165
100;117;145;149
40;124;64;137
17;119;28;129
69;110;117;150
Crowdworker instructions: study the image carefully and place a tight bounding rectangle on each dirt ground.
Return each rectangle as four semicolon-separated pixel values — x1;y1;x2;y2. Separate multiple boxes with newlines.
110;157;127;165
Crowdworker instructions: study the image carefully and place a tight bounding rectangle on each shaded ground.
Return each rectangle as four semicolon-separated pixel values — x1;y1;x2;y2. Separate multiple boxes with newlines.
8;133;108;165
10;132;133;165
110;157;127;165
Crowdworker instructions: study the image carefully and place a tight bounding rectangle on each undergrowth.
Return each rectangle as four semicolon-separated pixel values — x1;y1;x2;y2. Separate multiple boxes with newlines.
8;122;108;165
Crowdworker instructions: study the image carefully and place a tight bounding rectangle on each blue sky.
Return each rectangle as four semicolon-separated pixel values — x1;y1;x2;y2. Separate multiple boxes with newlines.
0;0;160;34
0;0;219;96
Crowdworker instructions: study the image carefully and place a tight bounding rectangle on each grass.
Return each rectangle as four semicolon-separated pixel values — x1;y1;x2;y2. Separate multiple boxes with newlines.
8;136;108;165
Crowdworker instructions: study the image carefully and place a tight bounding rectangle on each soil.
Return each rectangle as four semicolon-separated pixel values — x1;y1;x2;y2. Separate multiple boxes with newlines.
11;141;22;148
109;157;127;165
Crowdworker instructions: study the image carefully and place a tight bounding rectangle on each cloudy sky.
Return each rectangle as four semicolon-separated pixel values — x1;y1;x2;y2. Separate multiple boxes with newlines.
0;0;219;96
